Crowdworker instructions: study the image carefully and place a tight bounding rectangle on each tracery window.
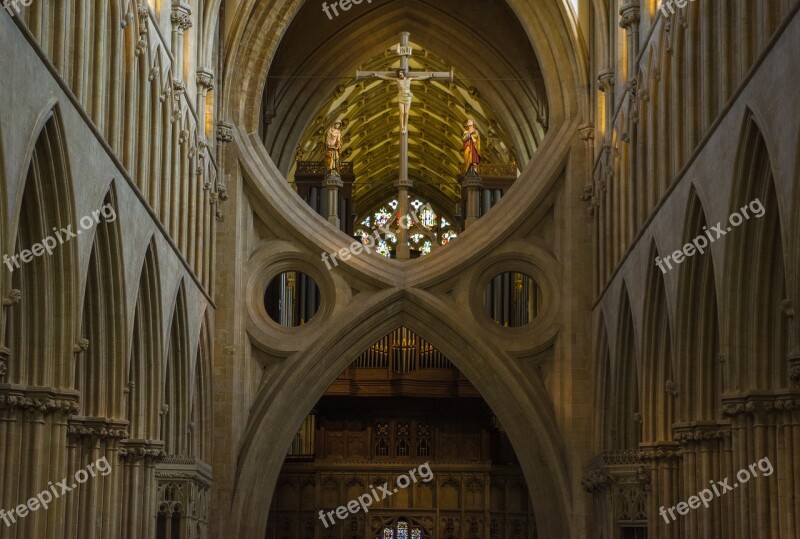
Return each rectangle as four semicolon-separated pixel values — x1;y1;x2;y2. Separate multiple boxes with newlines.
356;197;458;258
377;519;424;539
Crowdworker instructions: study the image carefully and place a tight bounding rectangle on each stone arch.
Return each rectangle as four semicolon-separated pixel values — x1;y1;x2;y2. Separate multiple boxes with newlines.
641;242;675;442
724;111;788;391
229;290;570;538
126;238;164;440
163;280;191;455
221;0;587;137
675;186;721;421
594;312;613;448
76;181;127;417
190;309;213;462
612;284;641;450
6;106;78;388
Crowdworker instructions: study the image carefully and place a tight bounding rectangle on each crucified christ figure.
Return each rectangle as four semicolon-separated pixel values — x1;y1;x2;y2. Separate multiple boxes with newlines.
371;69;434;134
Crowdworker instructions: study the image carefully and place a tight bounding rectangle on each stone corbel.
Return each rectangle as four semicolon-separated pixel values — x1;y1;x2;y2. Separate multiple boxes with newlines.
73;338;90;355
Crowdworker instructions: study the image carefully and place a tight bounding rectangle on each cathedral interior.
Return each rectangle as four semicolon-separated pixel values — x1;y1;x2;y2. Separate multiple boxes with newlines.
0;0;799;538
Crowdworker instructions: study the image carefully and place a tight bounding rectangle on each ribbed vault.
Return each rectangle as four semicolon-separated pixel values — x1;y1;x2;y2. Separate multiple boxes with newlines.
260;0;549;201
288;42;522;205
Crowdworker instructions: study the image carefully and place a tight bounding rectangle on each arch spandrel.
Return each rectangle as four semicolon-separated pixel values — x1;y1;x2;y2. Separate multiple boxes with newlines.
231;288;571;538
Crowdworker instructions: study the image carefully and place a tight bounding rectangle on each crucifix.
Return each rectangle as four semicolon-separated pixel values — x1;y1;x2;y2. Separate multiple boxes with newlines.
355;32;453;258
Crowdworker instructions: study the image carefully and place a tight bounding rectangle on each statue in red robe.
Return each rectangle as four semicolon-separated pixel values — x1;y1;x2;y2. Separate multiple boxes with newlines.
462;119;481;174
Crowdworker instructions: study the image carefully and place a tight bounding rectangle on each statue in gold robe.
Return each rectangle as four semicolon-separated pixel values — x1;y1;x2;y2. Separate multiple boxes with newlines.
324;121;343;175
462;119;481;174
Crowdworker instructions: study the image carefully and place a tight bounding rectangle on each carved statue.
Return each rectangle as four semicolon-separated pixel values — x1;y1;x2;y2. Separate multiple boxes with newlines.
324;120;343;175
372;70;435;134
462;119;481;174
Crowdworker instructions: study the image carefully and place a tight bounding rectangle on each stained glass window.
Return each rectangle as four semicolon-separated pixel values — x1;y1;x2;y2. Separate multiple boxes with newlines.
441;230;457;245
379;520;423;539
358;197;457;258
373;207;393;229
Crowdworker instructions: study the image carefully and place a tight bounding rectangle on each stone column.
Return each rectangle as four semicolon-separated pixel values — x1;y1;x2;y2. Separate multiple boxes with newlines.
323;174;343;227
597;70;615;141
170;5;192;84
196;69;214;142
461;169;483;229
394;178;413;259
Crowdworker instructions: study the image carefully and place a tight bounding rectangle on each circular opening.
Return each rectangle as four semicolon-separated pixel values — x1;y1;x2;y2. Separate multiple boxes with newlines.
484;271;541;328
264;271;321;327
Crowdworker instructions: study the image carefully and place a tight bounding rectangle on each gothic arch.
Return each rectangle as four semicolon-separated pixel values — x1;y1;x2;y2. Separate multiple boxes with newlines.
126;238;164;439
641;243;675;442
593;312;613;448
76;182;127;417
221;0;587;137
163;280;191;455
190;310;213;462
612;285;641;450
724;112;788;391
675;187;721;422
230;290;571;538
6;107;78;388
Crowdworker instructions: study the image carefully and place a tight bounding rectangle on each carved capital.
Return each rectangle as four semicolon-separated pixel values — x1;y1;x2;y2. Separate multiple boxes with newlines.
619;3;640;30
68;416;130;440
170;8;192;31
119;439;166;463
0;386;80;416
597;69;615;93
216;122;233;144
673;423;731;446
196;69;214;91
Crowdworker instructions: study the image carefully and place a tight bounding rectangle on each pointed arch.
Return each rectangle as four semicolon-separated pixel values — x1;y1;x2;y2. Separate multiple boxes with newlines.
593;312;613;449
126;238;164;439
230;289;571;539
190;309;213;462
724;111;788;391
612;285;641;450
675;187;721;422
76;182;127;417
5;109;78;388
641;242;675;442
163;280;191;455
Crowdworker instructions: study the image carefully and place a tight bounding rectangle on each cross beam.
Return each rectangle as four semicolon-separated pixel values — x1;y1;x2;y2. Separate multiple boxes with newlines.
354;32;454;259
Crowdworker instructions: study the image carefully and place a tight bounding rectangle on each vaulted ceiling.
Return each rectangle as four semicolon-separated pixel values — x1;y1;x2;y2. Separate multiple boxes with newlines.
260;0;549;214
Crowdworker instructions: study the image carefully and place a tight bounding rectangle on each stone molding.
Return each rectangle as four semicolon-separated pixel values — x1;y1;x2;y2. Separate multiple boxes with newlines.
0;385;80;416
156;455;213;489
672;422;731;445
119;439;167;463
721;391;800;417
68;416;130;440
